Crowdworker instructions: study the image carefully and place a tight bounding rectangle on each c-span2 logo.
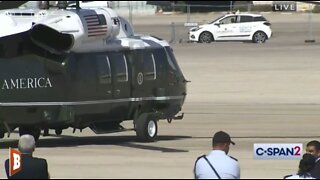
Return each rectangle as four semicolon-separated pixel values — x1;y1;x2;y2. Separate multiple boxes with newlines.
254;144;302;160
9;148;22;176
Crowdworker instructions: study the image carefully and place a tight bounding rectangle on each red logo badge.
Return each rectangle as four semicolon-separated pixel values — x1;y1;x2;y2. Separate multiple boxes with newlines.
9;148;22;176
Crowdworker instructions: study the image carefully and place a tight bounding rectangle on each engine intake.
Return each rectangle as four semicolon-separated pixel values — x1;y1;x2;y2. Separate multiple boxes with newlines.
29;24;74;53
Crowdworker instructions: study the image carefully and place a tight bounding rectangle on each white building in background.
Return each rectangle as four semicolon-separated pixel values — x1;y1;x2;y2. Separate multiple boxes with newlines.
67;1;157;16
110;1;157;16
20;1;157;16
252;1;273;5
73;1;157;25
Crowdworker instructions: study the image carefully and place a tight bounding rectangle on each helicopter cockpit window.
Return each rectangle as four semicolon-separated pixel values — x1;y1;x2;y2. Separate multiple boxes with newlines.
96;55;111;84
108;53;128;82
165;47;177;71
165;47;183;75
143;52;156;80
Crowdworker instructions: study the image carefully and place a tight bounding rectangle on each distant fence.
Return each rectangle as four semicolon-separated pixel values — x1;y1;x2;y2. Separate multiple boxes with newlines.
169;22;190;44
111;3;318;44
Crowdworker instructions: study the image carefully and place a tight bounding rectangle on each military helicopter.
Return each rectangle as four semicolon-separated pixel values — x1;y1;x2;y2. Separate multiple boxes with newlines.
0;1;187;142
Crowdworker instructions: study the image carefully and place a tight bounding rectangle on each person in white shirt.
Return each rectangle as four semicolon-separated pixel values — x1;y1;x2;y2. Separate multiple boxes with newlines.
194;131;240;179
284;153;316;179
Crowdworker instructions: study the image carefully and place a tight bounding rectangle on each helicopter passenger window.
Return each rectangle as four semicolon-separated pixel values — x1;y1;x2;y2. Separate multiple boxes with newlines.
165;47;177;71
165;47;183;75
108;53;128;82
95;55;111;84
144;52;156;80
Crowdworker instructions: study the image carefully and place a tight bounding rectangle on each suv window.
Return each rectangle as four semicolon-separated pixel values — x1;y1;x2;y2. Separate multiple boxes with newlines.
220;16;238;24
253;16;267;22
240;15;253;23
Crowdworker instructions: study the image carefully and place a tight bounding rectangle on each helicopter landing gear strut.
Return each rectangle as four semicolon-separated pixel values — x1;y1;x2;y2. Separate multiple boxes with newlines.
135;113;158;142
19;127;41;141
0;131;4;139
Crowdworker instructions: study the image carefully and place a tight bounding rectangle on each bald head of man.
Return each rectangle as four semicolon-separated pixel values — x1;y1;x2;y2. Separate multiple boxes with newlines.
18;134;36;154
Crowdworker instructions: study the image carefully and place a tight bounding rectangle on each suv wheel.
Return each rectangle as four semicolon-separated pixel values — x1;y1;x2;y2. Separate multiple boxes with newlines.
252;31;267;43
199;31;213;43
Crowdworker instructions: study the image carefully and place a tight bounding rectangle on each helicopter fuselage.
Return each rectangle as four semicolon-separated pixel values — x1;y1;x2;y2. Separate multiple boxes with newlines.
0;7;187;141
0;38;187;140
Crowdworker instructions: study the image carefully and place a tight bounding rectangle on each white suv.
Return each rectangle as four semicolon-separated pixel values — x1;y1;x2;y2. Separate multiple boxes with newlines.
189;13;272;43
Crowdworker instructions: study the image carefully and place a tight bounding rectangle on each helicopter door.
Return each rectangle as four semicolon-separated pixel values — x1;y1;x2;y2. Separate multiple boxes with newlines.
94;55;113;114
128;50;144;98
129;50;157;97
108;52;130;119
142;51;157;96
72;54;97;101
128;49;159;114
68;53;104;115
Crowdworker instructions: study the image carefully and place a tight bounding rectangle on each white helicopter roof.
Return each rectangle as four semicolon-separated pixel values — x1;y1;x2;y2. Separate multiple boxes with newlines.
0;6;170;53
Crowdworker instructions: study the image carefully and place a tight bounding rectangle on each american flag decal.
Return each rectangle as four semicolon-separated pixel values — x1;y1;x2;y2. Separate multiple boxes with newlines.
84;14;108;37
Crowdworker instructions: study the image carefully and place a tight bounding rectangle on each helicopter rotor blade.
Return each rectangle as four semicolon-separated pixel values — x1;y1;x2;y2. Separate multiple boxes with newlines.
0;1;28;10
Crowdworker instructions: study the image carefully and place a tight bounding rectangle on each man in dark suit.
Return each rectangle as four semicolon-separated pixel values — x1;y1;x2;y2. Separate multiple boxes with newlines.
4;134;50;179
306;140;320;179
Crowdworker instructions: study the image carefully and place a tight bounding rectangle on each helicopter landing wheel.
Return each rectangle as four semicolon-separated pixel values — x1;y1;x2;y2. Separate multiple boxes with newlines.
19;127;41;141
135;113;158;142
55;129;62;135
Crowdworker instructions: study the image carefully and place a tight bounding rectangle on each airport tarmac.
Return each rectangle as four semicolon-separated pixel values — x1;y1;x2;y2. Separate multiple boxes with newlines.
1;12;320;179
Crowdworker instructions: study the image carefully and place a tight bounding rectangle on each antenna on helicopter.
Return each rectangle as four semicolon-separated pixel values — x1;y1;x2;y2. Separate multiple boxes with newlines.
75;1;80;10
67;1;81;10
36;1;80;10
57;1;67;9
38;1;49;10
